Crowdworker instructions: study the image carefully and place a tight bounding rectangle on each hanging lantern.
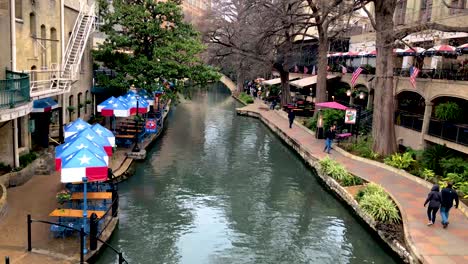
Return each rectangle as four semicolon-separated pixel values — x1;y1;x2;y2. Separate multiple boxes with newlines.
346;89;352;96
359;91;365;99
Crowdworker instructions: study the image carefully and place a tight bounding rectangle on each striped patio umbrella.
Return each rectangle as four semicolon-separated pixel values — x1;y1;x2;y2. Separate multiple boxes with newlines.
60;148;108;183
97;96;117;112
91;123;115;147
398;47;426;56
55;136;108;171
65;128;113;156
32;98;59;113
424;45;456;56
98;99;130;117
456;43;468;54
64;118;92;138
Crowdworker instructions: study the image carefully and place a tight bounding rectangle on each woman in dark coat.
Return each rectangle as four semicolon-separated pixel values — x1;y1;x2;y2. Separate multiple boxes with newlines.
424;184;442;226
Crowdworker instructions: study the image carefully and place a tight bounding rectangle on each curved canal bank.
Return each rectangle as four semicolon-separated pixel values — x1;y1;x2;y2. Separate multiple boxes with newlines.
96;83;399;263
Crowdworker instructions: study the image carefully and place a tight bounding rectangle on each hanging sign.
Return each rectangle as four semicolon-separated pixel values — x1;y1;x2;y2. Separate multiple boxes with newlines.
145;119;157;133
345;108;357;124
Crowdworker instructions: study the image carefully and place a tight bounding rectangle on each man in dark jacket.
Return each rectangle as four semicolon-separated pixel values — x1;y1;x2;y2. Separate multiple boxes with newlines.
288;109;295;128
424;184;441;226
440;182;459;228
323;125;336;154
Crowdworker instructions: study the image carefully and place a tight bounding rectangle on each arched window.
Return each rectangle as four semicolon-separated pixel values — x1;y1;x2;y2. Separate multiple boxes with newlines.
30;66;37;89
85;90;89;114
68;95;74;121
40;25;46;68
77;93;82;118
50;27;58;63
29;13;36;37
15;0;22;19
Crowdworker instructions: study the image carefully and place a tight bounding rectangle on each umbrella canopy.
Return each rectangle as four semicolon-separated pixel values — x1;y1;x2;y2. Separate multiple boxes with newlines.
424;45;456;56
64;118;92;138
456;43;468;54
330;52;343;57
91;123;115;147
398;47;426;56
357;51;368;57
66;128;113;156
343;51;359;58
315;102;348;110
97;96;117;112
60;148;108;183
32;98;59;113
55;136;108;171
125;94;150;114
99;99;130;117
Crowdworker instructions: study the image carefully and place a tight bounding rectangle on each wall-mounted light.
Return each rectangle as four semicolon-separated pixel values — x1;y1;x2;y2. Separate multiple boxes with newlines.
331;95;335;101
346;89;352;96
359;91;365;99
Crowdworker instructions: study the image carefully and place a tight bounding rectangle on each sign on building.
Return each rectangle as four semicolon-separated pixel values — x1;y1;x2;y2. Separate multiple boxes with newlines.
345;109;357;124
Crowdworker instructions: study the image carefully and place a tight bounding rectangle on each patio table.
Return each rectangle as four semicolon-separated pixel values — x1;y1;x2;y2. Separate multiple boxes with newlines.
49;209;105;218
71;192;112;200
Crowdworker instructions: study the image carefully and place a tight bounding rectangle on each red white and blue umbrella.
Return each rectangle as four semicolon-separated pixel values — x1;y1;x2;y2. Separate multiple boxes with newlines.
424;45;456;56
456;43;468;54
98;99;130;117
32;98;59;113
60;148;108;183
66;128;113;156
55;136;108;171
97;96;117;112
91;123;115;147
126;90;154;106
125;95;150;115
398;47;426;56
64;118;92;138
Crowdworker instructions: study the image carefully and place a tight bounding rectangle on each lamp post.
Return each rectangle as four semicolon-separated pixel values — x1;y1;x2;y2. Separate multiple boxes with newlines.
132;96;140;152
82;177;88;254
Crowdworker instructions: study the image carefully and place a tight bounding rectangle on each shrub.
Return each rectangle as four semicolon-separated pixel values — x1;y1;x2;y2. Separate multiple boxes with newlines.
359;192;401;224
384;152;414;170
345;137;380;160
238;92;254;104
422;144;453;175
321;109;345;130
420;168;436;181
355;183;386;202
440;157;468;175
0;162;11;172
319;157;362;186
19;152;37;168
434;102;462;122
305;116;317;131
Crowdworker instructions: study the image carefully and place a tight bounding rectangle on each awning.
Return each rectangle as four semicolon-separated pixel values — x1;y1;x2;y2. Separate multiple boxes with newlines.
262;76;297;86
32;98;59;113
289;75;338;88
315;101;347;110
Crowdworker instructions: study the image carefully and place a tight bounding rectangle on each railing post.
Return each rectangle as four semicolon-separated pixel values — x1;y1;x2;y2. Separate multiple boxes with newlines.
89;213;98;250
5;256;9;264
80;227;84;264
455;125;460;144
119;252;124;264
27;214;32;252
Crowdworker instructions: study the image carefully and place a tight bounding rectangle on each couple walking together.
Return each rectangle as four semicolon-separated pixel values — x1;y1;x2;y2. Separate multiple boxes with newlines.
424;182;459;228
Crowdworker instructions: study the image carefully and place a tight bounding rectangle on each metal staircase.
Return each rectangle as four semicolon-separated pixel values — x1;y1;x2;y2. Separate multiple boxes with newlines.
30;2;95;99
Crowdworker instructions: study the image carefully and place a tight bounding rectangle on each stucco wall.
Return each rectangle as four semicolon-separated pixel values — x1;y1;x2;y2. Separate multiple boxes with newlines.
0;0;11;79
395;125;423;150
0;121;14;166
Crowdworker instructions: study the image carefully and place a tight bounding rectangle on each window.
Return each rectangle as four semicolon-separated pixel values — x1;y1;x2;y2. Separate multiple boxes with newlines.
450;0;466;14
30;65;37;84
50;27;58;63
395;0;407;25
77;93;82;118
15;0;22;19
29;13;36;37
420;0;433;23
68;95;74;121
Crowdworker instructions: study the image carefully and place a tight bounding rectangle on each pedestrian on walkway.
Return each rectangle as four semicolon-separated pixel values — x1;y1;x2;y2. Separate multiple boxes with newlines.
270;97;278;110
424;184;441;226
288;109;295;128
323;125;336;154
440;182;459;228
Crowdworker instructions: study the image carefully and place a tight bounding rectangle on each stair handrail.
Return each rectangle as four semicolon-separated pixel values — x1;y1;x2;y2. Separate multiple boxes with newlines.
62;4;86;73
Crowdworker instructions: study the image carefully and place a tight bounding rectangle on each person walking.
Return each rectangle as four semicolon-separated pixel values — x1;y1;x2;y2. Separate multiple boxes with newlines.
323;125;336;154
288;109;295;128
270;97;278;110
423;184;441;226
440;182;459;228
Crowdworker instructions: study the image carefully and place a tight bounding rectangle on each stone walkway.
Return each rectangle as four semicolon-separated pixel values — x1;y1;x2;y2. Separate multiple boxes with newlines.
239;101;468;264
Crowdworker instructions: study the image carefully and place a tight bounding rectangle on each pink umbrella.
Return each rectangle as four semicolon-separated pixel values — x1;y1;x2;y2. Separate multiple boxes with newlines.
315;102;348;110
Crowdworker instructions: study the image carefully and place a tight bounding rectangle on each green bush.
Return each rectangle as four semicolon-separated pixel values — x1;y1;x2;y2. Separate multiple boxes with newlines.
422;144;453;175
321;109;345;130
435;102;462;122
0;162;11;173
319;157;362;186
420;168;436;181
345;137;380;160
440;157;468;175
305;116;317;130
238;92;254;104
19;152;38;168
355;183;386;202
359;192;401;224
384;152;414;170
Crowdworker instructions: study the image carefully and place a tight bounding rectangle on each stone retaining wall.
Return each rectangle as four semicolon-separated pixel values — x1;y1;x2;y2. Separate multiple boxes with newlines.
0;183;7;219
0;152;55;188
237;109;419;264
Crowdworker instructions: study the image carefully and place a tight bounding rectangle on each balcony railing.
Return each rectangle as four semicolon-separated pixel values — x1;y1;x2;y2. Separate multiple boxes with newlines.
0;71;30;109
395;110;423;132
428;119;468;146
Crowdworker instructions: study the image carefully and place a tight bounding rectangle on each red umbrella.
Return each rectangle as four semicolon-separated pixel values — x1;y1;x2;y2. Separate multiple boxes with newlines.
315;102;348;111
424;45;456;56
399;47;426;56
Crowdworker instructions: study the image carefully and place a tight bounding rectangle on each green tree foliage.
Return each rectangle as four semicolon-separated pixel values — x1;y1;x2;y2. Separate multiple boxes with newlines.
435;102;462;122
94;0;219;96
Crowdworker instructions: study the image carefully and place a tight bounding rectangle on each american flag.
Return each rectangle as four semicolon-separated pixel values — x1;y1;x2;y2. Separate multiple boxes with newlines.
341;65;347;75
351;67;363;87
410;67;420;88
304;66;308;74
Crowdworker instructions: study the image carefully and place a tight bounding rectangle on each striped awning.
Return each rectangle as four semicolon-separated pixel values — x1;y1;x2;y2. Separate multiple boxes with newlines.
32;98;59;113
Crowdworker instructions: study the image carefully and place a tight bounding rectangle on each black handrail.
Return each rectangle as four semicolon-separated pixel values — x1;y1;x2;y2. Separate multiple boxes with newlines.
27;214;128;264
95;194;119;237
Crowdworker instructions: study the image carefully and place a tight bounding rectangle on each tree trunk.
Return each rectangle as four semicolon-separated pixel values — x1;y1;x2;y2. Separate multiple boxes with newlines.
279;70;291;106
236;70;245;93
316;27;329;103
372;0;398;156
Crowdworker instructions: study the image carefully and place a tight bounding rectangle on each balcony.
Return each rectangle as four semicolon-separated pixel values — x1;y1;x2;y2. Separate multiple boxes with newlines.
0;71;30;109
395;110;423;132
428;119;468;146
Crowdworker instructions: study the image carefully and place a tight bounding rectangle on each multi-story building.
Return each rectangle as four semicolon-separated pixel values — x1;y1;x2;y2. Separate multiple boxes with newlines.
0;0;96;167
337;0;468;154
182;0;210;26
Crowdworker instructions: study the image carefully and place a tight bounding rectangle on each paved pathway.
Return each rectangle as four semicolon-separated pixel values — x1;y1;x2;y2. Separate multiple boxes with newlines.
239;101;468;264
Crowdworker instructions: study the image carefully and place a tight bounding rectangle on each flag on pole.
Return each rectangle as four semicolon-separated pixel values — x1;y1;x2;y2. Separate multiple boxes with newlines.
294;65;299;73
304;66;308;74
341;65;347;75
351;67;363;87
410;67;420;88
311;65;316;75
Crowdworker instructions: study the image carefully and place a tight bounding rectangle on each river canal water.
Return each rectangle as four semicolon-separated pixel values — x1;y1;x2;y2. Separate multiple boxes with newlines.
97;84;398;264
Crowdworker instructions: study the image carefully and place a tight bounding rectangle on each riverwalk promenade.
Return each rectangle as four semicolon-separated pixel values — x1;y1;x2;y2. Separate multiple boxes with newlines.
237;100;468;264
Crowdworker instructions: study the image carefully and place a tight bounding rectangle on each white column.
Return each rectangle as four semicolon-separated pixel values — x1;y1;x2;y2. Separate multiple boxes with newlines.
10;0;16;71
420;101;433;147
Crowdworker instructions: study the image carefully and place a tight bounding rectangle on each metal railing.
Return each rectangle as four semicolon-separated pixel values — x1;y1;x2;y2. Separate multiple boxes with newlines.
95;190;119;238
0;71;30;109
395;110;423;132
428;119;468;146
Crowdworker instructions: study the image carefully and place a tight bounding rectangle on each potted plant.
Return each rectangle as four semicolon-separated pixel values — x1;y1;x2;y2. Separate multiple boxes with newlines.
435;102;462;122
56;190;71;205
67;106;76;113
85;99;92;105
78;103;84;109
